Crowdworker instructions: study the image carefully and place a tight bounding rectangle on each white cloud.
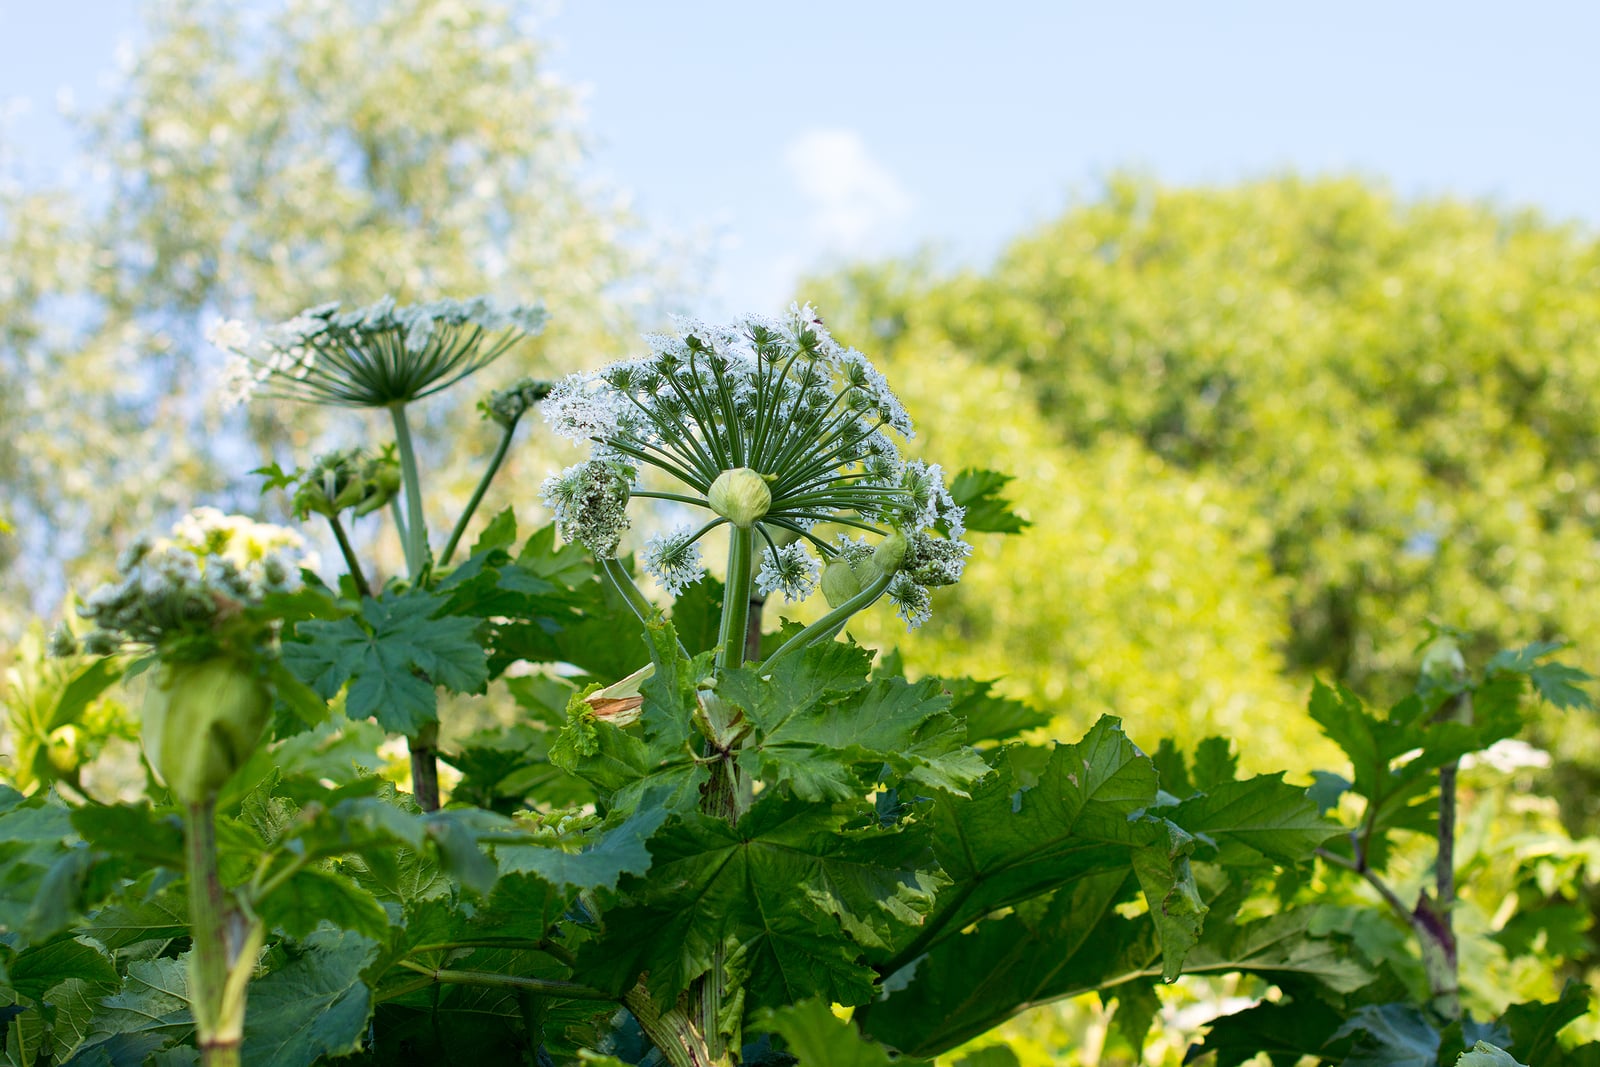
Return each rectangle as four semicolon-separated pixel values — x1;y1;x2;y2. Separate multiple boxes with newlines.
783;128;912;255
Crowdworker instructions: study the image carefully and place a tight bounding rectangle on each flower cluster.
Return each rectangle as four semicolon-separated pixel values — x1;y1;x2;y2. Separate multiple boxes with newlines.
540;460;634;559
541;305;970;626
482;376;555;428
212;296;546;409
286;448;401;520
62;509;307;661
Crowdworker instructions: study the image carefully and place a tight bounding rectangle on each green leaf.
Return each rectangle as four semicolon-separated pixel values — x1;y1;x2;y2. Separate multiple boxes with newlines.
470;507;518;556
580;794;942;1009
1186;997;1345;1067
905;718;1201;955
1166;774;1339;865
69;804;185;869
1457;1043;1527;1067
241;928;378;1067
948;468;1030;534
492;801;668;892
1527;661;1593;711
940;677;1050;746
1500;981;1592;1064
256;867;390;941
756;998;933;1067
85;884;188;951
1330;1004;1440;1067
283;589;488;734
724;641;988;800
82;957;192;1051
5;938;118;1002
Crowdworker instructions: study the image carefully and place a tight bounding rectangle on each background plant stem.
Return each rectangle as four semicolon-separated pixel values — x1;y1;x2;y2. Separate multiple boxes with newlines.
389;401;441;810
439;421;516;568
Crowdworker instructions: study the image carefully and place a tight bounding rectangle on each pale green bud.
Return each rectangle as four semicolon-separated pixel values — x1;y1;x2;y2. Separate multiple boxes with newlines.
873;531;908;575
707;467;772;528
1419;634;1467;687
142;658;271;803
820;559;863;608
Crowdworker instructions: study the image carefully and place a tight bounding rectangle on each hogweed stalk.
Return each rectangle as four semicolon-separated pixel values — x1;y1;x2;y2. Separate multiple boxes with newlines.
539;305;971;1067
212;296;546;810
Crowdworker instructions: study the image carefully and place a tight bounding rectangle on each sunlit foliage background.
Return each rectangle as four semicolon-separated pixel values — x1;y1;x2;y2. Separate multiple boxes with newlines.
3;2;1599;1064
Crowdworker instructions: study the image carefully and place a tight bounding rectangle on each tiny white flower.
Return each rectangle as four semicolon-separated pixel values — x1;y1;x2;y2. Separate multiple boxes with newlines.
642;526;707;595
756;542;821;603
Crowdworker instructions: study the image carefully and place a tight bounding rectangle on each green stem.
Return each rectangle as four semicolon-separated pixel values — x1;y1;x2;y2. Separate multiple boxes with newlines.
394;959;613;1001
439;421;516;568
326;514;372;600
410;722;441;812
185;801;259;1067
717;526;754;670
625;983;716;1067
763;568;895;669
388;402;428;578
389;401;442;810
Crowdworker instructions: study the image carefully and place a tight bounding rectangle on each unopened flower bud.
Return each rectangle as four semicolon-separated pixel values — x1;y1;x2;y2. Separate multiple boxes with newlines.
46;725;81;776
707;468;772;528
1419;634;1467;687
820;559;862;608
873;531;907;575
142;658;271;803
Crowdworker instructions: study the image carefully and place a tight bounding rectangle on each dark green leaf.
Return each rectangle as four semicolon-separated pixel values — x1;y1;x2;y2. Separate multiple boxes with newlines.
5;939;118;1002
948;468;1029;534
493;801;668;892
283;589;487;734
580;795;942;1009
1501;981;1592;1063
1167;774;1339;865
242;928;378;1067
256;867;390;941
1330;1004;1440;1067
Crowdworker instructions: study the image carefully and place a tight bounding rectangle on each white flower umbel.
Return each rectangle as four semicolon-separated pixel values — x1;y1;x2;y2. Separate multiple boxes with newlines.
211;296;546;409
542;304;972;667
643;526;708;595
756;541;821;603
540;460;633;559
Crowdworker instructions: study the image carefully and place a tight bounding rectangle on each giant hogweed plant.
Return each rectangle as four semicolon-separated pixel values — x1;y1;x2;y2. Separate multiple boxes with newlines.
0;301;1591;1067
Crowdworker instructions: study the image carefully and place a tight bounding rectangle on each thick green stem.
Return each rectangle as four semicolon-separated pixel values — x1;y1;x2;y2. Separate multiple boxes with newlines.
185;801;259;1067
439;422;516;568
388;402;428;578
717;526;754;670
763;568;895;669
625;983;719;1067
327;514;372;600
409;722;441;813
389;402;442;809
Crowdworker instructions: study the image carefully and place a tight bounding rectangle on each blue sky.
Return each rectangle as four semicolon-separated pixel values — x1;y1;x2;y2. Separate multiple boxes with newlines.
3;1;1597;315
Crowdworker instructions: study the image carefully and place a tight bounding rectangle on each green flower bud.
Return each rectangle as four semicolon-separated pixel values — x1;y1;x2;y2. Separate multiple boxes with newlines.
873;531;908;575
820;559;863;608
1419;634;1467;687
707;467;772;528
142;658;271;803
353;455;402;517
45;725;81;776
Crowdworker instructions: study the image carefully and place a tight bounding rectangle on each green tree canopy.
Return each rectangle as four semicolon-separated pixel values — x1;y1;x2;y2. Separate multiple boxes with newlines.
0;0;651;629
816;176;1600;779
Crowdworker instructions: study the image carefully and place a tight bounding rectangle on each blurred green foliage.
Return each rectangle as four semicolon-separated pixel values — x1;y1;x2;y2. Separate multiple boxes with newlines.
0;0;651;632
814;176;1600;795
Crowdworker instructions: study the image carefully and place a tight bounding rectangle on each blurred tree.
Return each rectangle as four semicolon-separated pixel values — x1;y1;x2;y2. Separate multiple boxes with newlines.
0;0;652;630
815;176;1600;804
